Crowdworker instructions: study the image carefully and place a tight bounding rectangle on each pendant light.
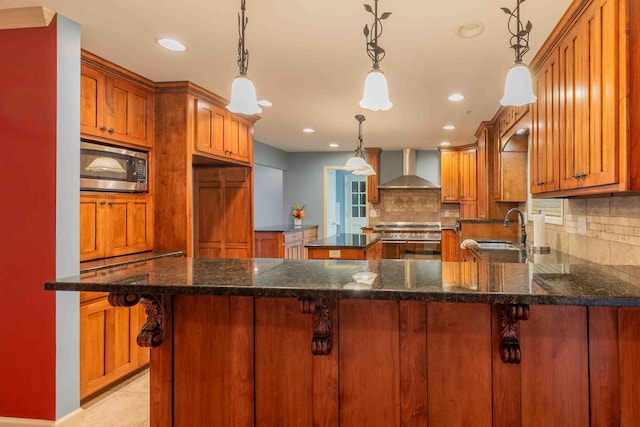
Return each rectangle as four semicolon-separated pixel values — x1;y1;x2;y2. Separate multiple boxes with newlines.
499;0;536;106
226;0;262;115
344;115;376;176
359;0;392;111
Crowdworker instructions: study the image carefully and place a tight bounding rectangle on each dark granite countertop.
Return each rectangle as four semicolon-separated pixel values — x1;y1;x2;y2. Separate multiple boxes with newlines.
305;233;380;249
80;250;186;273
46;256;640;307
255;224;318;233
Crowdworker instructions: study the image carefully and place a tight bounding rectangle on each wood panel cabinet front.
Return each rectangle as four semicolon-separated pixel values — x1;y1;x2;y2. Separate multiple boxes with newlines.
194;167;253;259
439;149;460;202
80;62;154;148
80;297;143;398
193;97;253;165
460;147;477;201
441;229;461;262
80;194;154;261
559;0;619;191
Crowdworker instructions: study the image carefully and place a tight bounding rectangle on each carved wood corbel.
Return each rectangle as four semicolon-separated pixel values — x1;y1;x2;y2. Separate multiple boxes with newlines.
108;293;166;348
499;303;530;364
299;297;333;356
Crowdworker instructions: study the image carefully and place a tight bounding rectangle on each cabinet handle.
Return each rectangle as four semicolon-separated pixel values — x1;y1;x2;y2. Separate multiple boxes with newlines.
573;174;580;179
579;172;586;178
108;201;114;206
108;128;115;134
100;200;106;205
100;126;106;131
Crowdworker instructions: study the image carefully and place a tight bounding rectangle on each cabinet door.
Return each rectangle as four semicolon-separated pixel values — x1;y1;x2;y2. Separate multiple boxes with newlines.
227;115;252;163
460;148;477;201
441;230;461;262
106;196;154;257
106;76;154;147
80;65;107;137
476;129;488;218
80;298;137;398
224;168;253;258
531;49;561;194
194;98;227;157
560;0;619;190
440;150;460;202
80;196;106;261
459;201;477;219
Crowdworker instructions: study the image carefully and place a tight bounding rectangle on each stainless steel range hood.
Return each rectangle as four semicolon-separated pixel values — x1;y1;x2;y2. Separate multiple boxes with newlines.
377;149;441;189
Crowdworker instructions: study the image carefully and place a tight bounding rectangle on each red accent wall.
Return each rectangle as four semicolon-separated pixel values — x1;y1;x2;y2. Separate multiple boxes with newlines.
0;20;58;420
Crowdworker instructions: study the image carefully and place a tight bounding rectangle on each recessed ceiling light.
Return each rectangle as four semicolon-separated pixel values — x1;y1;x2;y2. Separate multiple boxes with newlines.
455;21;486;38
257;100;272;107
329;143;339;148
443;125;456;130
303;128;315;133
448;93;464;102
157;38;187;52
440;141;451;146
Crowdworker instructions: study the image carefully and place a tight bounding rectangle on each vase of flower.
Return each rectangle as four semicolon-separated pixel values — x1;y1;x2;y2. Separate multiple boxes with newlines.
292;203;306;227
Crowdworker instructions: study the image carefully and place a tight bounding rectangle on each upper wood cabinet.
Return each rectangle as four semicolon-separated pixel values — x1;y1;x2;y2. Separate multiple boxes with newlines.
529;0;640;197
80;194;154;261
193;97;253;165
365;147;382;203
81;52;154;148
459;147;477;201
531;48;561;194
440;149;460;202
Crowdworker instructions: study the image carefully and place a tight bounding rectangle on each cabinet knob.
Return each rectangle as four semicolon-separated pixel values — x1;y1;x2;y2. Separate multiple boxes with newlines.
573;174;580;179
100;200;106;205
580;172;586;178
108;201;114;206
100;126;106;131
108;128;115;134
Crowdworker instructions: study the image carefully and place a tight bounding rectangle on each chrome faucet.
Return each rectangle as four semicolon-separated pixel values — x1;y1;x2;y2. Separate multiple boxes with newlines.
504;208;527;246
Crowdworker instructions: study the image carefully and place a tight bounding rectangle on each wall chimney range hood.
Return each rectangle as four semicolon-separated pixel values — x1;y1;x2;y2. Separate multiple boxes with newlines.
378;149;441;189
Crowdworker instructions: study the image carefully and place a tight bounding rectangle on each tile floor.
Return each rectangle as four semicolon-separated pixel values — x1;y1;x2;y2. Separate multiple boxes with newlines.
79;369;150;427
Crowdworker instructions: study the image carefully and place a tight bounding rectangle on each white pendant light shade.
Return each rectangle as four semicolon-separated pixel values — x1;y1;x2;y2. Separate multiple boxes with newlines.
359;70;393;111
353;164;376;176
227;75;262;115
344;156;369;171
500;63;536;106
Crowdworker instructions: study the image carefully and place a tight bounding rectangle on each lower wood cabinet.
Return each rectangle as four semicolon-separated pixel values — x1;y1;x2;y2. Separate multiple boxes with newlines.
80;194;154;261
153;297;640;426
441;229;461;262
79;292;149;399
254;227;318;259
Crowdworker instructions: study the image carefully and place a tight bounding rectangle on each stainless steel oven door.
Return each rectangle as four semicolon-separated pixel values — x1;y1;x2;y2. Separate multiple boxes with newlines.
80;141;148;192
404;241;441;260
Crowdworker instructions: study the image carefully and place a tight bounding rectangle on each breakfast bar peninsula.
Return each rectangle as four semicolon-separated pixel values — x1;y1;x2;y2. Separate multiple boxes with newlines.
46;256;640;426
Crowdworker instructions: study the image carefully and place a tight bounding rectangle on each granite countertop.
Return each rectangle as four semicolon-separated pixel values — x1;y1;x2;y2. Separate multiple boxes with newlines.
255;224;318;233
80;250;186;273
46;256;640;307
305;233;380;249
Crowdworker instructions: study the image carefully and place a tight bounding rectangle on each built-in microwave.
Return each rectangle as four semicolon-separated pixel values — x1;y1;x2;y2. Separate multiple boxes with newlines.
80;140;148;192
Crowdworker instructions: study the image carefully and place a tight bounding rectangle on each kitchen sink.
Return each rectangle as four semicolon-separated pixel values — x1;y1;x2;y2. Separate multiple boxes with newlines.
476;242;522;250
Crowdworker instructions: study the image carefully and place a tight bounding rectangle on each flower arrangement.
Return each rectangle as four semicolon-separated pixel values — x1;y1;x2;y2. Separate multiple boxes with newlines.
292;203;306;219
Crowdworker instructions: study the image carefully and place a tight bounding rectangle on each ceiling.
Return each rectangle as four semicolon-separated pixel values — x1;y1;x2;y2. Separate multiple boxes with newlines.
4;0;572;152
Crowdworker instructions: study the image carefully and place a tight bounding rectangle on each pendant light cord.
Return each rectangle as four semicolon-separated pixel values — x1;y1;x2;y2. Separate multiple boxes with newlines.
363;0;391;70
236;0;249;75
502;0;532;64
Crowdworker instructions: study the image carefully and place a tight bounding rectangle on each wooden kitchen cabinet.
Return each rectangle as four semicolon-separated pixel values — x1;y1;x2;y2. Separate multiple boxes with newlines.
441;229;461;262
255;226;318;259
528;0;640;197
194;97;253;165
365;147;383;203
194;166;253;259
439;149;460;202
460;147;477;201
558;0;618;191
80;51;154;148
80;194;154;261
79;294;148;399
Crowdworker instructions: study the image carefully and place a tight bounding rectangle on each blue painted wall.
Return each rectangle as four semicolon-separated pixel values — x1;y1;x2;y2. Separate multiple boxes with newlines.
254;164;284;227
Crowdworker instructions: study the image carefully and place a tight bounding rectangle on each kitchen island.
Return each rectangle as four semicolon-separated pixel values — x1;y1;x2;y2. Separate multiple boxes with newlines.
46;257;640;426
305;232;382;261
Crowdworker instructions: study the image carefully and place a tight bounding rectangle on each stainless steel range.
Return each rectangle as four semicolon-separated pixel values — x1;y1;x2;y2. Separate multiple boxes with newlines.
374;222;442;260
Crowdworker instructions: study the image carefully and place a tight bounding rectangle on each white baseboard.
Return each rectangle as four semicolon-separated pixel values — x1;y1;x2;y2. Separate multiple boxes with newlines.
0;408;84;427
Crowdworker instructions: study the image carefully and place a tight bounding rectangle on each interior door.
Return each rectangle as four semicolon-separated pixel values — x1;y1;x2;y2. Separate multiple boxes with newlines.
345;175;367;234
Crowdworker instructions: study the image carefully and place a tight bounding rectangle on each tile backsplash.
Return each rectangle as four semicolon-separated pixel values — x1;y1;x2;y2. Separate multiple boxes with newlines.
528;196;640;265
368;189;459;228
